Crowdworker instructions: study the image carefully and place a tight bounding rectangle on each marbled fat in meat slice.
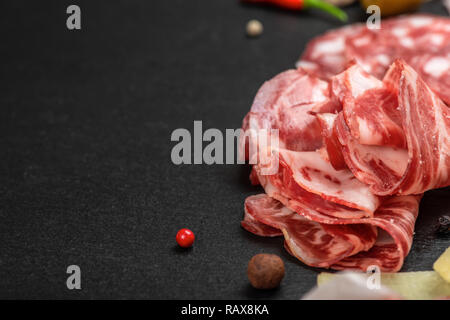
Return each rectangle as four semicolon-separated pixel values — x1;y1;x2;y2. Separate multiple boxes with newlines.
337;60;450;195
331;64;406;148
243;194;378;268
255;152;376;219
241;68;330;156
331;195;421;272
388;60;450;194
344;26;396;78
243;194;419;272
296;24;365;79
296;14;450;105
407;51;450;108
275;149;380;214
316;113;346;170
241;205;283;237
336;112;409;194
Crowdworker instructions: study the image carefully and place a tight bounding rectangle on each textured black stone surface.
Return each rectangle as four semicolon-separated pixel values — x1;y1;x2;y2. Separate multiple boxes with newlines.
0;0;448;299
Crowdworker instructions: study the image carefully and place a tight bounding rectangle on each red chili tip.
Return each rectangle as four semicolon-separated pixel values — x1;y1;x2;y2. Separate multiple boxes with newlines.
176;228;195;248
241;0;304;10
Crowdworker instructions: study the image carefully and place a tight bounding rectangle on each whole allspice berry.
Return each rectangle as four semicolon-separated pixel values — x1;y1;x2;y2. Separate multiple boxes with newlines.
247;253;285;289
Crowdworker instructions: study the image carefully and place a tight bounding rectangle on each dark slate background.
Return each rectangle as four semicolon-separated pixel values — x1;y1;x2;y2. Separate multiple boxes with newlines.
0;0;448;299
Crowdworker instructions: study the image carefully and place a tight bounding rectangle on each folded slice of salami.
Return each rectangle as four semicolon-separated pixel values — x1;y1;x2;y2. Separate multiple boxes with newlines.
243;194;420;272
333;60;450;196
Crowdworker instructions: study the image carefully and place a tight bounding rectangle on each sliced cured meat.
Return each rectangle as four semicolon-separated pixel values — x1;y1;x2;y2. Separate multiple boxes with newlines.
343;26;396;78
331;64;406;148
296;14;450;105
240;15;450;273
390;60;450;194
342;15;450;79
254;150;377;219
331;61;384;101
264;171;371;221
297;24;365;79
243;194;378;268
241;204;283;237
275;149;379;214
241;68;330;155
316;113;346;170
407;51;450;107
386;15;450;54
331;195;421;272
243;194;420;272
337;60;450;195
336;112;410;194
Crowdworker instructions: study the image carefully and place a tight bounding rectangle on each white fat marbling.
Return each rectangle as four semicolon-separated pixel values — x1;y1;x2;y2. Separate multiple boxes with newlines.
424;57;450;78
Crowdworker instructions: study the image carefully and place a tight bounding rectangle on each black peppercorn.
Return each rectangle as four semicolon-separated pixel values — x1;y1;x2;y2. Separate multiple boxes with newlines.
435;215;450;236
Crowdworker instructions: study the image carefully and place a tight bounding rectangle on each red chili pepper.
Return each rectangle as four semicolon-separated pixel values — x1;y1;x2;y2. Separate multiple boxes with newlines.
242;0;348;22
244;0;304;10
176;228;195;248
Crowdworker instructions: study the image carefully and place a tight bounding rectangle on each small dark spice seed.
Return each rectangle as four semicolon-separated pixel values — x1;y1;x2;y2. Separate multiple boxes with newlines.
435;215;450;236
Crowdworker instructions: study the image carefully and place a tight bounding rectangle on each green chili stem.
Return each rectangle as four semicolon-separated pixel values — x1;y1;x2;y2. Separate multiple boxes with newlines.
304;0;348;22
